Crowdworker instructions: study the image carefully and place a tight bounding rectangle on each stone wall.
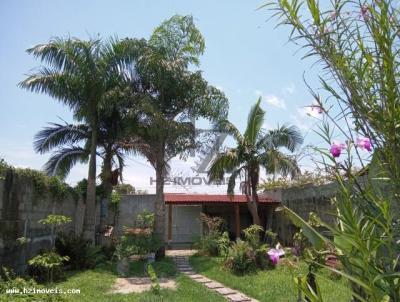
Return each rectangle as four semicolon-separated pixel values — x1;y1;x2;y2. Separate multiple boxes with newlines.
268;182;338;246
0;170;85;273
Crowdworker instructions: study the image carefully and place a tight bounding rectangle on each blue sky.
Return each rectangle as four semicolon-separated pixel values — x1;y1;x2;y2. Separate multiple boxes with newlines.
0;0;325;193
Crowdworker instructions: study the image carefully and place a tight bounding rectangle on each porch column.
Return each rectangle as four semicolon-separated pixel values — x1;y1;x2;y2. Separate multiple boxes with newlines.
167;204;172;246
234;203;240;239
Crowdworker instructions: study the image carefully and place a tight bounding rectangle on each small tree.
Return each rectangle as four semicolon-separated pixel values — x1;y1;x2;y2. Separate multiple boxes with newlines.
39;214;71;249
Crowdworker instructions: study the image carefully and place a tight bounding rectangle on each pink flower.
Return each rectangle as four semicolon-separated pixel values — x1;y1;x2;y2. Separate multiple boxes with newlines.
330;142;346;158
330;11;337;21
267;248;285;265
269;253;279;265
356;137;372;152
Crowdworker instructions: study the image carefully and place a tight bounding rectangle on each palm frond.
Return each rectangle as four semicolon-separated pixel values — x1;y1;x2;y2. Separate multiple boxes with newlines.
259;149;301;178
34;122;89;154
208;149;240;182
227;167;244;195
244;97;265;145
19;67;83;110
258;124;303;152
43;146;89;179
214;119;243;143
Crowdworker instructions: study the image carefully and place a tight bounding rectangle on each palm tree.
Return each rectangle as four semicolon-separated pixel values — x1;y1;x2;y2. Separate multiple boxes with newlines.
208;98;303;225
34;107;134;240
20;37;138;242
120;15;228;255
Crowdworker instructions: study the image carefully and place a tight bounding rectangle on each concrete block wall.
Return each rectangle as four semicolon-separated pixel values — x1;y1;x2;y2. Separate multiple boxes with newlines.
269;182;338;246
0;171;84;273
113;194;157;237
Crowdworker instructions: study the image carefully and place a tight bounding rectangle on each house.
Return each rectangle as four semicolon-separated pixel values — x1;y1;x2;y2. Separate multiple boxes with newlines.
114;193;280;248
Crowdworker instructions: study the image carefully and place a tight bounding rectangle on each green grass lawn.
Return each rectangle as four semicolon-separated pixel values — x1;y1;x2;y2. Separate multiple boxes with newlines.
55;258;225;302
190;255;352;302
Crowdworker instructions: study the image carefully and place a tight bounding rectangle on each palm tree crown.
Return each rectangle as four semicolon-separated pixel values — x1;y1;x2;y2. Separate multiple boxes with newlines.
208;97;303;224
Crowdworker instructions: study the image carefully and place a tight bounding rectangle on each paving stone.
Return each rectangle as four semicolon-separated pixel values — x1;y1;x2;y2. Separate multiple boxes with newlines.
177;266;192;270
187;274;203;279
195;277;212;283
214;287;237;295
182;271;196;275
204;281;224;289
226;293;252;302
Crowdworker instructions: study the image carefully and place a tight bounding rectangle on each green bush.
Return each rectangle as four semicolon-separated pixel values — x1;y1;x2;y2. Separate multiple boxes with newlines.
55;232;106;270
222;225;278;273
224;240;256;275
243;225;263;249
216;231;230;257
114;210;161;259
194;213;229;256
0;267;65;302
28;251;69;283
147;263;161;295
193;233;220;256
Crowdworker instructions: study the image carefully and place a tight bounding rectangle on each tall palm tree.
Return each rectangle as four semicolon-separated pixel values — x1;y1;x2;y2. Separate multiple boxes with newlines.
208;98;303;225
20;37;139;242
121;15;228;255
34;107;134;240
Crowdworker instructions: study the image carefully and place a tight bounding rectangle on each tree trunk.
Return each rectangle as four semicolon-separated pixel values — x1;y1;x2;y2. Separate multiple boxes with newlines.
154;156;166;258
99;147;113;245
246;199;261;225
83;119;98;244
246;169;261;225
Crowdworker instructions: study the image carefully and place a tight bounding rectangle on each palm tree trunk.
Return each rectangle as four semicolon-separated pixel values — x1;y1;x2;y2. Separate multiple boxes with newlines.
83;119;98;244
246;170;261;225
99;147;113;245
154;154;166;258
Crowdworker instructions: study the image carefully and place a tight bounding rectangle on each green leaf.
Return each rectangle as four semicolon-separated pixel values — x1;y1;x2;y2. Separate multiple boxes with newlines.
276;206;327;248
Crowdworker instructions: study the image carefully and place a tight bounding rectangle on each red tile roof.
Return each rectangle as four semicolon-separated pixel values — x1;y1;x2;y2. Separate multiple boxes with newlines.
164;193;278;204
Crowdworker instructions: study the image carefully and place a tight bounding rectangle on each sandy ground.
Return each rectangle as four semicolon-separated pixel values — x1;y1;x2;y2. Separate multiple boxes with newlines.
110;277;177;294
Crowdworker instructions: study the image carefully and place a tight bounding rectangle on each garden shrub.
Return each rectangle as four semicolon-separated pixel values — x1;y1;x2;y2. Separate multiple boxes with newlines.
265;229;278;246
243;225;263;249
114;210;161;260
243;225;275;270
193;234;220;256
224;240;256;274
216;231;230;257
222;225;280;273
28;251;69;283
147;263;161;295
194;213;228;256
55;232;106;270
0;267;65;302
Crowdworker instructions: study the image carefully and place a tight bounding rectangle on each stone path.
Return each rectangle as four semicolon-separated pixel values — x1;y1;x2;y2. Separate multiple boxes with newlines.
172;255;258;302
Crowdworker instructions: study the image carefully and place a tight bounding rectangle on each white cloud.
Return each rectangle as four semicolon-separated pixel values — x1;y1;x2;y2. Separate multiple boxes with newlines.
291;103;323;132
282;83;295;95
265;95;286;109
255;90;286;109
